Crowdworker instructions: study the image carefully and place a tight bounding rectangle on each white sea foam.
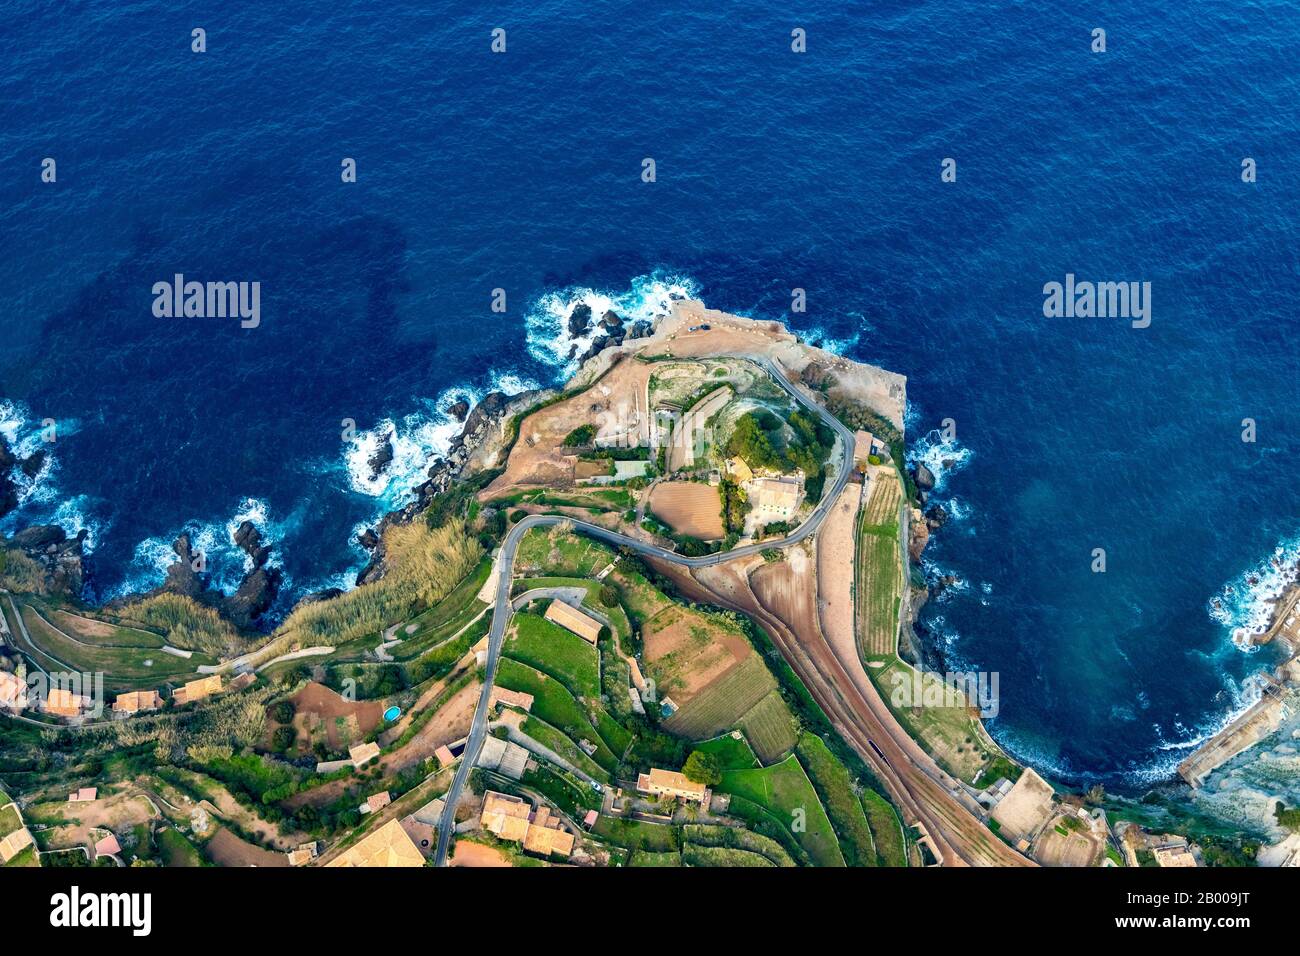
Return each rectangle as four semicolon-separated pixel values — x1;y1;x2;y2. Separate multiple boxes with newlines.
1207;535;1300;651
907;426;973;494
112;496;295;599
341;373;538;507
524;271;700;377
0;399;78;514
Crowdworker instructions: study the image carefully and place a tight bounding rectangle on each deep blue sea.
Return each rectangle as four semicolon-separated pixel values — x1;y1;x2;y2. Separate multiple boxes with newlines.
1;1;1296;787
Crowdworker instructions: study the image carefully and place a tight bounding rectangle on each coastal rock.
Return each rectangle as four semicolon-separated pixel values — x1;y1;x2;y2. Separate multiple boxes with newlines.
600;310;624;329
18;449;46;480
925;504;949;531
567;302;593;337
11;524;67;551
367;430;395;480
358;528;380;550
448;399;470;422
908;516;930;562
6;524;87;596
626;319;653;340
300;586;344;606
161;533;209;600
579;334;611;364
460;391;512;441
233;520;270;567
913;463;936;491
224;565;283;630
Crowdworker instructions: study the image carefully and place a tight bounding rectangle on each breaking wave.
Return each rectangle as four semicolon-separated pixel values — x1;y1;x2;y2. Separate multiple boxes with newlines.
524;270;700;377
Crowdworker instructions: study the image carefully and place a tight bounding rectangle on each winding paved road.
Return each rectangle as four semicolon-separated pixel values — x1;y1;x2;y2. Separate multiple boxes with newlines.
434;357;1018;867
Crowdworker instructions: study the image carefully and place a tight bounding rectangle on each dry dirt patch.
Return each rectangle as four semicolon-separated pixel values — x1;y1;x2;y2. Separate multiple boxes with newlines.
481;358;653;499
647;483;724;540
451;841;513;867
286;681;385;752
204;826;289;867
643;606;748;705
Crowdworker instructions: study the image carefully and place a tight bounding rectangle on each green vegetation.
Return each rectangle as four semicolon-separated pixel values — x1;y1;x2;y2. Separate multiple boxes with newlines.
521;716;611;783
796;732;876;867
718;754;844;867
505;610;600;699
682;843;773;867
693;733;760;771
735;690;799;761
723;408;834;501
562;423;597;447
682;750;722;785
861;788;907;867
495;658;618;770
1275;801;1300;833
718;478;749;535
16;602;216;689
682;823;795;866
628;849;681;867
593;815;680;852
156;827;205;867
279;519;483;649
392;556;491;660
0;548;46;593
119;593;243;656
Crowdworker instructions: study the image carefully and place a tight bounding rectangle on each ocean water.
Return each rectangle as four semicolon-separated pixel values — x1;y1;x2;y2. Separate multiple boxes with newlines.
0;1;1295;787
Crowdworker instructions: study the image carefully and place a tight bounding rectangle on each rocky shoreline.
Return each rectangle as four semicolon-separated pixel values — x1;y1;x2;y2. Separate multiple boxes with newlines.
1;297;790;632
902;457;960;672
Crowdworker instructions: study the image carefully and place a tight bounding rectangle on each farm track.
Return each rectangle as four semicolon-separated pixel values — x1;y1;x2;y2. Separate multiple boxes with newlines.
434;357;1030;867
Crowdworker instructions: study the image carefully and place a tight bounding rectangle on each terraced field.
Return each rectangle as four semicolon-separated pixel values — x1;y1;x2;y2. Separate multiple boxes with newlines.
495;658;620;771
718;754;844;867
18;602;211;689
663;654;777;740
856;472;904;658
735;690;798;761
505;611;600;700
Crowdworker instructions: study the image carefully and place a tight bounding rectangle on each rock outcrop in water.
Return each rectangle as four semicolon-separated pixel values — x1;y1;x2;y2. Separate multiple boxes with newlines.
0;434;50;523
5;524;88;596
367;430;395;481
354;385;551;586
123;522;283;631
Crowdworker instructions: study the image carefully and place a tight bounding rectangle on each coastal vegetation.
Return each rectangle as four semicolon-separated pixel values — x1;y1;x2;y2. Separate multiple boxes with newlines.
278;518;483;649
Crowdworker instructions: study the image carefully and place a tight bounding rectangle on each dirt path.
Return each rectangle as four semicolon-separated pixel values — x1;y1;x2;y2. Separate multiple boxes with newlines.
816;482;862;666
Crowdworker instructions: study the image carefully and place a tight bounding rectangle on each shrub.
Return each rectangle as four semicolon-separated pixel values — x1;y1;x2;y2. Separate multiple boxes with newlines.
271;700;295;724
562;424;596;447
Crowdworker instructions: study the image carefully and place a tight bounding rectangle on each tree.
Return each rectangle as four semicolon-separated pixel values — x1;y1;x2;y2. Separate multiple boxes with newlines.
562;424;596;447
682;750;722;786
598;583;619;608
271;700;295;724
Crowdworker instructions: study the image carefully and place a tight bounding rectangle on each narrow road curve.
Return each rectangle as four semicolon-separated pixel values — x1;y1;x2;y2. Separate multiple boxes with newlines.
434;358;1012;866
